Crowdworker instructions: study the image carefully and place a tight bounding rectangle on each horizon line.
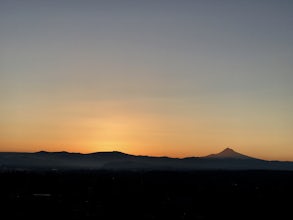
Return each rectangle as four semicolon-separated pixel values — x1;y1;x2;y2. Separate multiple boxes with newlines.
0;148;289;162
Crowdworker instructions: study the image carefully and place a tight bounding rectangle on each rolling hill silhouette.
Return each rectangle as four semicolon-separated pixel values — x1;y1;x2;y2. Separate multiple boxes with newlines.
0;148;293;171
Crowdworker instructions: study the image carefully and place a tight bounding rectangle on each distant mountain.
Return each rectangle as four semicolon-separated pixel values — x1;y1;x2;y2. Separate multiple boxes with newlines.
0;148;293;171
206;148;256;160
88;151;132;159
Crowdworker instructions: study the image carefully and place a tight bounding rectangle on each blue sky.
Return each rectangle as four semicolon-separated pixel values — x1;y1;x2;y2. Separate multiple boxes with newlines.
1;0;293;159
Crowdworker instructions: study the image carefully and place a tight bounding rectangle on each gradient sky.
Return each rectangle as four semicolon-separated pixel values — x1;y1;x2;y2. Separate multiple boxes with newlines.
1;0;292;160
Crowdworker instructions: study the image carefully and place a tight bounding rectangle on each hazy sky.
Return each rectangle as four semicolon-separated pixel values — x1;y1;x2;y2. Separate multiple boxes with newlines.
1;0;292;160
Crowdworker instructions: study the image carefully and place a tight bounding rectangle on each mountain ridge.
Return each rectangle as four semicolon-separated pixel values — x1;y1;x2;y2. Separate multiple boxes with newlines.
205;148;257;160
33;148;255;159
0;148;292;171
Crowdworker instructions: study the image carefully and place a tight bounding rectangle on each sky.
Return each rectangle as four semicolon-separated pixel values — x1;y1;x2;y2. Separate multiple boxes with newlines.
1;0;292;160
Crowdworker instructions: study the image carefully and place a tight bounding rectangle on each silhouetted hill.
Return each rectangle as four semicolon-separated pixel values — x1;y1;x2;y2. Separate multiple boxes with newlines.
205;148;257;160
1;148;293;171
88;151;132;159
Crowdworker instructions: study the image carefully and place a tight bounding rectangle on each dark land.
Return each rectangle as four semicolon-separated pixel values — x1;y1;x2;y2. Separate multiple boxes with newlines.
1;149;293;219
1;148;293;171
1;170;293;219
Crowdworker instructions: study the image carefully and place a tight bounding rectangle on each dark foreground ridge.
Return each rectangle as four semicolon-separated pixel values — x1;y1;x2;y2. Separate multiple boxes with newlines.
1;149;293;219
1;170;293;219
1;148;293;171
